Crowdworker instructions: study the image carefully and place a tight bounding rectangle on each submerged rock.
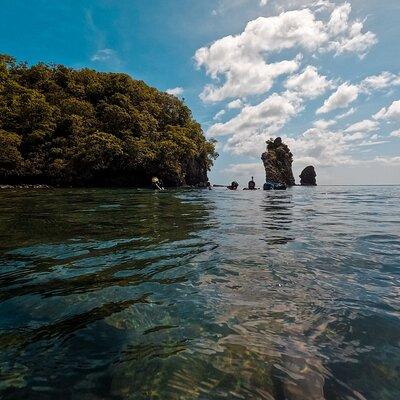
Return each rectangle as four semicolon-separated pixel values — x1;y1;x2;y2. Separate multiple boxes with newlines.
300;166;317;186
261;137;295;186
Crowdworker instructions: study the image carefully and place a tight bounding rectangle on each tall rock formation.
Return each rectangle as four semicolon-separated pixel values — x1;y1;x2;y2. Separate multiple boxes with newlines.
300;166;317;186
261;137;295;186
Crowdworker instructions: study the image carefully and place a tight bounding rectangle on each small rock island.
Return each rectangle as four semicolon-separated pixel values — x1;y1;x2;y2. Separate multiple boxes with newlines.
300;166;317;186
261;137;295;186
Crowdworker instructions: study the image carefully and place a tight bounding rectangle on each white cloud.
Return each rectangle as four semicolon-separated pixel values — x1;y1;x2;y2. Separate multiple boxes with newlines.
166;87;184;96
207;91;302;154
344;119;379;133
211;0;266;16
313;119;336;130
224;162;261;174
358;139;387;147
373;100;400;120
316;83;359;114
327;3;351;36
227;99;244;109
91;48;117;62
284;128;354;166
275;0;335;13
285;65;332;99
284;121;385;167
196;4;376;102
373;156;400;166
360;71;400;93
213;109;226;120
390;129;400;138
198;55;300;102
326;21;377;58
336;107;356;120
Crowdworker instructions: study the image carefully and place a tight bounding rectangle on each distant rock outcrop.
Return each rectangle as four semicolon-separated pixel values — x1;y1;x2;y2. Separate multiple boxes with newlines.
261;137;295;186
300;166;317;186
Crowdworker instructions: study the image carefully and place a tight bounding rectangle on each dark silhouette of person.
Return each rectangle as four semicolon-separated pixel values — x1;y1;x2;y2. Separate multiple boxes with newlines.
227;181;239;190
248;176;256;190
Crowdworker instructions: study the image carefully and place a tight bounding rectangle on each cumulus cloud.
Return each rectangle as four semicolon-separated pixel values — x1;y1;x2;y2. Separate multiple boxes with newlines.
224;162;260;174
316;83;359;114
227;99;244;109
390;129;400;138
197;55;300;102
285;66;332;99
344;119;379;133
327;2;351;36
313;119;336;130
325;21;377;57
284;121;385;167
284;128;354;166
207;91;302;154
360;71;400;93
166;87;184;96
373;100;400;120
196;3;376;102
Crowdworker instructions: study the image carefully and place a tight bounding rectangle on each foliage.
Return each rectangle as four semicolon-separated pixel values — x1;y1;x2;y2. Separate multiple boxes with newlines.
0;54;218;186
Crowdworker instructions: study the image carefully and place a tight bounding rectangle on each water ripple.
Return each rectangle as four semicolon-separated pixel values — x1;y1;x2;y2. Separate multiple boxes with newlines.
0;186;399;399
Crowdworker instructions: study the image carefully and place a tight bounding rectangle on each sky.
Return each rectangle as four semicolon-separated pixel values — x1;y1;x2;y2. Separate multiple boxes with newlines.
1;0;400;185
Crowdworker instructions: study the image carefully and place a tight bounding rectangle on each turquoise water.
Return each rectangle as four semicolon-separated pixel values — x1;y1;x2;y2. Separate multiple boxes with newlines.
0;187;399;399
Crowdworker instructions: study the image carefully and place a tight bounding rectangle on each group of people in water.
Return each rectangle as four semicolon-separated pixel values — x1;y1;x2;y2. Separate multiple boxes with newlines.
151;176;286;191
228;177;286;190
227;177;258;190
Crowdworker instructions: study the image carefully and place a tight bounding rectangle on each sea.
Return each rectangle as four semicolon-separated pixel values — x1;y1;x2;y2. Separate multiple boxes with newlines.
0;186;399;400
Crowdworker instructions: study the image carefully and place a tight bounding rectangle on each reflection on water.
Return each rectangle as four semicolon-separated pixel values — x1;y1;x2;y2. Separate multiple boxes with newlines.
0;187;399;399
261;192;294;244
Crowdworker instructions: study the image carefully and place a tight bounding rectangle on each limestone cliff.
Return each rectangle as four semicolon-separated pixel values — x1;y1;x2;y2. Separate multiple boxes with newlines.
300;166;317;186
261;137;295;186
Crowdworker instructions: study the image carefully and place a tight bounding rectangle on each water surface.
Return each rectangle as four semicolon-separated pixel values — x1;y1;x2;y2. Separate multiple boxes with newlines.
0;186;399;399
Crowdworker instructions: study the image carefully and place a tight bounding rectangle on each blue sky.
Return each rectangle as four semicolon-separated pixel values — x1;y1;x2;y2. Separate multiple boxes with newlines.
1;0;399;185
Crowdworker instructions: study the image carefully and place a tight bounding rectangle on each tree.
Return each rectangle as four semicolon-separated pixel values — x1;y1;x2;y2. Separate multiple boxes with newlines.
0;54;217;187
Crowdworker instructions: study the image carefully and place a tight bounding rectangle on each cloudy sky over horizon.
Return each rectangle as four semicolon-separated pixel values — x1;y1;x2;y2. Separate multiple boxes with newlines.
1;0;399;184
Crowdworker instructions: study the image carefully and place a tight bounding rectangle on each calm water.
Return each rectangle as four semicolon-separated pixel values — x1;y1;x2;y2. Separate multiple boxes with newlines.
0;187;399;400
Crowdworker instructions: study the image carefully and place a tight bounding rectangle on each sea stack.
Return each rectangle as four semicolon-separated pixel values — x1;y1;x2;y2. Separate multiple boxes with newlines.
261;137;295;186
300;166;317;186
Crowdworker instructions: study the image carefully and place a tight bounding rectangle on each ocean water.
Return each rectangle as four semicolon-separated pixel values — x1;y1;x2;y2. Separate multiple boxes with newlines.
0;186;399;400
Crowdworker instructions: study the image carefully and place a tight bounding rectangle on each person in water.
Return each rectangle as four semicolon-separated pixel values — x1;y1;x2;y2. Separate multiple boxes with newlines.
243;176;259;190
151;176;164;190
248;176;256;190
227;181;239;190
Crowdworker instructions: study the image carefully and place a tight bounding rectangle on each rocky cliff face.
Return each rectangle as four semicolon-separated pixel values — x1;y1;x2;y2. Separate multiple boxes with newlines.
300;166;317;186
261;137;295;186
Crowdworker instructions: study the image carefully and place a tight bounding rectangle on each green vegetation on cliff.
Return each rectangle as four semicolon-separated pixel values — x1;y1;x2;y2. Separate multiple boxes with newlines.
0;55;217;186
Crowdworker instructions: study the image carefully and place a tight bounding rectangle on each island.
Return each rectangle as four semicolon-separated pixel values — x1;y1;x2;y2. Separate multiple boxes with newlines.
0;54;218;187
300;166;317;186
